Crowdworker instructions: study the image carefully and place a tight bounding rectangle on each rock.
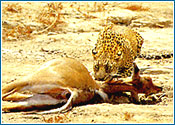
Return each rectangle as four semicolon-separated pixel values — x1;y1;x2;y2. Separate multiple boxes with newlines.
131;17;172;28
106;10;137;26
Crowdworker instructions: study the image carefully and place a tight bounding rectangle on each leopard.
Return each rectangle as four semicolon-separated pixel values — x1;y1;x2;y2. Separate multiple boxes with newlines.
92;24;144;81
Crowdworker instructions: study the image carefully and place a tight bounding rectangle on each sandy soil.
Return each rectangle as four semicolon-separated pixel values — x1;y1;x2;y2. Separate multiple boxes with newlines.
1;2;174;123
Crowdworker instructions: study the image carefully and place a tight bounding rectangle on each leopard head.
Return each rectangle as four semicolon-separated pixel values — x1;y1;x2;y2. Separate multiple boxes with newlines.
92;34;124;81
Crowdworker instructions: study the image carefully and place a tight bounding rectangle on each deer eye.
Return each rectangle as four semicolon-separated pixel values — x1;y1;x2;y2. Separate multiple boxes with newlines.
145;77;152;82
147;79;151;82
146;86;150;89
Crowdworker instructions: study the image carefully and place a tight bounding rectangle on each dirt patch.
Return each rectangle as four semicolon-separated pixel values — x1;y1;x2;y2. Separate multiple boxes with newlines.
1;2;174;123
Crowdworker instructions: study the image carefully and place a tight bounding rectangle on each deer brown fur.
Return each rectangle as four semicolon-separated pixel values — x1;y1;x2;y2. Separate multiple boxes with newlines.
2;59;162;113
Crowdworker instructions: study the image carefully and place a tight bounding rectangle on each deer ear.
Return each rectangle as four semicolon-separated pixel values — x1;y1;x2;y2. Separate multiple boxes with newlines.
132;62;140;80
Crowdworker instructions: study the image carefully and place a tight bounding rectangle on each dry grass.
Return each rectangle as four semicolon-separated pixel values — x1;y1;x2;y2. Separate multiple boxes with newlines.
123;4;149;11
75;6;97;19
2;2;150;42
37;2;65;32
92;2;108;12
2;2;66;41
123;112;134;121
2;2;108;41
42;112;70;123
4;3;22;13
2;2;33;42
70;2;107;19
3;25;33;41
71;2;107;12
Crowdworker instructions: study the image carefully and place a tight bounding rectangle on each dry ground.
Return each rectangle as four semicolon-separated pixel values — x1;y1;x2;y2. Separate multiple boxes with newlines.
1;2;174;123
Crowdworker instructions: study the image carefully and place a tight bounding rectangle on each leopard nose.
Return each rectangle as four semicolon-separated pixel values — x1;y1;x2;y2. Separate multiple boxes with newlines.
94;72;107;81
95;77;105;81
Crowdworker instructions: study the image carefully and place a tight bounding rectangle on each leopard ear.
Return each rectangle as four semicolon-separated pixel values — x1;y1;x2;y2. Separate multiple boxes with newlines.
92;48;97;55
132;62;140;80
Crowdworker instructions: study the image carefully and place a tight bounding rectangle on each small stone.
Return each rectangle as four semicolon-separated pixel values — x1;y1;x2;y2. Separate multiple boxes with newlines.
162;54;171;58
154;55;162;59
145;55;154;60
48;32;57;35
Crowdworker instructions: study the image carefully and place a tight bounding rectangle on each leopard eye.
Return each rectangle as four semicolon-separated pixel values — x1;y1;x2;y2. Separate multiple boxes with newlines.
117;51;122;56
92;48;97;55
94;65;99;71
114;56;119;61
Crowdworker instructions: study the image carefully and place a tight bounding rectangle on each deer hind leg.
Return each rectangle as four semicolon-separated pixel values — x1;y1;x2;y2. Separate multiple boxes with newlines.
38;88;77;114
2;93;67;112
2;87;76;114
